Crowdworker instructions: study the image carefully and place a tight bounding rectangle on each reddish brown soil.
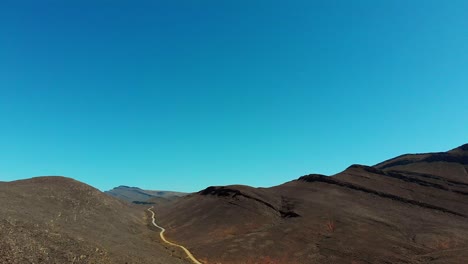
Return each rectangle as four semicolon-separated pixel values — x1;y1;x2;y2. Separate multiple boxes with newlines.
156;144;468;264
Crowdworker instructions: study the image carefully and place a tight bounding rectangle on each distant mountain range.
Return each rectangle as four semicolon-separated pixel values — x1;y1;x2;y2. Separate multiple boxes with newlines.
105;185;187;205
1;143;467;263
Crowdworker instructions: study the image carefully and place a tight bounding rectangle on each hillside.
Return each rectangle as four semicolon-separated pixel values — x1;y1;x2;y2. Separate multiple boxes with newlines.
0;177;187;264
374;144;468;182
155;144;468;264
2;144;467;264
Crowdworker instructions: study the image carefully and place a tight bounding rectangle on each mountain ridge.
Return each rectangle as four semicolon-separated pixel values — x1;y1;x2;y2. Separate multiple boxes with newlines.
155;143;468;264
105;185;187;205
1;143;467;263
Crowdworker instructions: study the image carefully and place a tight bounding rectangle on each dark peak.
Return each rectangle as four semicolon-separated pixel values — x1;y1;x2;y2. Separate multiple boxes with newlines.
199;186;242;197
449;143;468;153
346;164;386;175
298;174;328;182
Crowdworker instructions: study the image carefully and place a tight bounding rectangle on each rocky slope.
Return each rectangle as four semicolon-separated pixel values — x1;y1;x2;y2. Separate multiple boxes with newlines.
2;144;466;263
155;144;468;264
0;177;186;264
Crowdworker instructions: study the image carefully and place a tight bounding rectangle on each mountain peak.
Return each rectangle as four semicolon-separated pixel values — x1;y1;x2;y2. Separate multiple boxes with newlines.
449;143;468;154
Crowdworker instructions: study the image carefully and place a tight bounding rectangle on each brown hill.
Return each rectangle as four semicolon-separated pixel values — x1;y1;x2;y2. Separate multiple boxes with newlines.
0;176;187;264
155;144;468;264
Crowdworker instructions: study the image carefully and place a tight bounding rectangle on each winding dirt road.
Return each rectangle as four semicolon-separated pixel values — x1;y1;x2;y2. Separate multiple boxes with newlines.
147;207;202;264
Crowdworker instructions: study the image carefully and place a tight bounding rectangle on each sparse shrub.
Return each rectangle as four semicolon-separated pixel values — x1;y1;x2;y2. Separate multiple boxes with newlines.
436;239;451;250
326;219;336;232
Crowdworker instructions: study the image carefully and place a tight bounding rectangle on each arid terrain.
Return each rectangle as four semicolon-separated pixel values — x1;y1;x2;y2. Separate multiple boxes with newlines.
0;177;187;264
1;144;467;264
155;144;468;264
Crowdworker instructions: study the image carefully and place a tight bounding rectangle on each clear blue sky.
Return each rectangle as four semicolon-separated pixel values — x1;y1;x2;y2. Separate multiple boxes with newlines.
0;0;466;192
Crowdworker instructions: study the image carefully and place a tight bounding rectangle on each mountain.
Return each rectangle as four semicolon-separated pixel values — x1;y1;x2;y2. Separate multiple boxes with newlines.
155;144;468;264
0;177;186;264
105;185;187;205
374;143;468;182
2;144;467;264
